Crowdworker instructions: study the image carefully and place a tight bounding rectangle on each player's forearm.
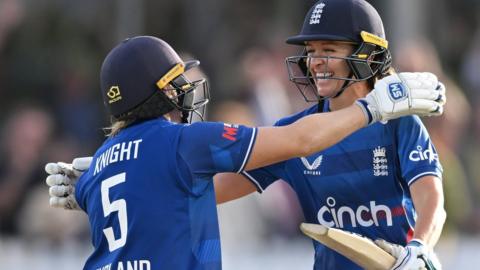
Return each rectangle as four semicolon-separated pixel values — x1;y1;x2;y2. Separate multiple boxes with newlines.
214;173;256;204
412;200;445;247
244;104;366;171
291;104;366;156
410;176;446;247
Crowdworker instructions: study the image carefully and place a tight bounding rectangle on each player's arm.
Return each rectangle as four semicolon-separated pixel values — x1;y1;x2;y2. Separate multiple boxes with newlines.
244;105;364;171
244;72;445;171
214;173;256;204
216;72;445;203
410;175;446;247
47;72;445;210
375;175;445;269
213;107;365;202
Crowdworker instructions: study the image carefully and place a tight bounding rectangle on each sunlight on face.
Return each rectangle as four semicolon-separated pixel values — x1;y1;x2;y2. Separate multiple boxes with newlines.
305;41;355;97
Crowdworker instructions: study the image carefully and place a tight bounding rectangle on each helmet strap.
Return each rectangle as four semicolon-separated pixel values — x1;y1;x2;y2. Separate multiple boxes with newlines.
331;71;354;98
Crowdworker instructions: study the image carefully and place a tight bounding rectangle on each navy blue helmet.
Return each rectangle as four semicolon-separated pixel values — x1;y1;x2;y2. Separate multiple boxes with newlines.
285;0;392;101
100;36;209;123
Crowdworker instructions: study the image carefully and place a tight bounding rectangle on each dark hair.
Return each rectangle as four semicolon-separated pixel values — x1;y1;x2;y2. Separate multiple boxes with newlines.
104;91;173;137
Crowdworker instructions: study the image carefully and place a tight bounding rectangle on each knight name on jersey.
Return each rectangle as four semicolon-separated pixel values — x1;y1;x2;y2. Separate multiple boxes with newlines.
96;259;151;270
93;139;143;176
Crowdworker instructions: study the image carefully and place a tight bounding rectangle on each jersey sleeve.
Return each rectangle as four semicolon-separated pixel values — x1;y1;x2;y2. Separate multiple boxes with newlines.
395;116;443;186
75;170;90;212
177;122;257;175
240;105;319;192
241;116;295;192
241;162;286;192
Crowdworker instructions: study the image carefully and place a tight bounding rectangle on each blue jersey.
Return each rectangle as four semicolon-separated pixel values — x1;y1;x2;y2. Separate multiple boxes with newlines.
243;102;442;270
76;117;257;270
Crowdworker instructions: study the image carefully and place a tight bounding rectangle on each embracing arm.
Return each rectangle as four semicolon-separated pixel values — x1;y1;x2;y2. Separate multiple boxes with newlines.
214;173;256;204
245;105;365;171
244;72;445;171
215;104;369;204
46;73;445;210
410;175;446;247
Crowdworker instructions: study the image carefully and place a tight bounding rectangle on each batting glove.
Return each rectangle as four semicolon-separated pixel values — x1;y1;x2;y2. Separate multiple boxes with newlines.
375;238;442;270
45;157;92;210
356;72;446;125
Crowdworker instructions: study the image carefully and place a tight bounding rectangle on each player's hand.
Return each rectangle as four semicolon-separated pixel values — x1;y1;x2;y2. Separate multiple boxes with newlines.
356;72;446;125
45;157;92;210
375;238;441;270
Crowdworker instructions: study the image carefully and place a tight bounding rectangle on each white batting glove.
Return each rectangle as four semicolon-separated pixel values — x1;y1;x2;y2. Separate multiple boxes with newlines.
375;239;441;270
45;157;92;210
356;72;446;125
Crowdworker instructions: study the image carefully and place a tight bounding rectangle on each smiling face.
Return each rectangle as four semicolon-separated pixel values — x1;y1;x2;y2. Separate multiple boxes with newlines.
305;40;356;98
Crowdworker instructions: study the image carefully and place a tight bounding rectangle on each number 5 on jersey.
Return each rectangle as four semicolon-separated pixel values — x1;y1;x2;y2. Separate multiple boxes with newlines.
101;172;128;252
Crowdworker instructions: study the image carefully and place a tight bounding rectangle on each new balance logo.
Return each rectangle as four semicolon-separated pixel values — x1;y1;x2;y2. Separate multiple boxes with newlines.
301;155;323;175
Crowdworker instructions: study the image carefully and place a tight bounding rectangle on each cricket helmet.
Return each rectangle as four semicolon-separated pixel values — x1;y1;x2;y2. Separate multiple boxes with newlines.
100;36;209;123
285;0;392;101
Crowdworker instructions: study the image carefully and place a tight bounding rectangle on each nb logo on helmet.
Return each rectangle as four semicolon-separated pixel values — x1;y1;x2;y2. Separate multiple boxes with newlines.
388;83;406;101
309;3;326;25
107;86;122;104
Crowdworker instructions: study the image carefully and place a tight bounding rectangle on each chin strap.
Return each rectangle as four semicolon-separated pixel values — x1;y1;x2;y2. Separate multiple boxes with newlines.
331;80;352;98
317;98;325;113
331;71;355;99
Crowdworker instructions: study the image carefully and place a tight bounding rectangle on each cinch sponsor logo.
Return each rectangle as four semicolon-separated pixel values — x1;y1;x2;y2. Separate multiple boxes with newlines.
222;124;238;141
409;145;438;164
317;197;393;228
388;83;406;101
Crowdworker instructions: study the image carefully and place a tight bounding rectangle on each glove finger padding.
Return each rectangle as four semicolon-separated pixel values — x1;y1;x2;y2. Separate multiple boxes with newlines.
45;162;77;177
49;195;79;210
399;72;438;89
72;157;93;172
46;174;75;186
49;185;74;197
45;162;64;175
435;82;446;105
50;196;68;208
408;85;445;108
45;158;92;178
374;239;404;257
408;88;441;101
45;157;92;211
409;99;443;116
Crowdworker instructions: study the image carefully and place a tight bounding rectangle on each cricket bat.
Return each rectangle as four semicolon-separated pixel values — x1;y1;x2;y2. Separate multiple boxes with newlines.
300;223;395;270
